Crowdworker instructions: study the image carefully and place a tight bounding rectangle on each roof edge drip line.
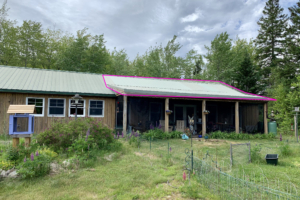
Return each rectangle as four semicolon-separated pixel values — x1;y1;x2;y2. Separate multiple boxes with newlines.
102;74;276;101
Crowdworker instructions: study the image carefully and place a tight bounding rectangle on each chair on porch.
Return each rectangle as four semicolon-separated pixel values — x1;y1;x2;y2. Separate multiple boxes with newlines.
175;120;185;133
159;120;172;132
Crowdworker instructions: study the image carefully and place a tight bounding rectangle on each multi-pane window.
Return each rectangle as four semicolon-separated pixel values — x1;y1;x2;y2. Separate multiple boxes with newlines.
89;100;104;117
26;97;44;116
48;99;65;117
69;99;85;117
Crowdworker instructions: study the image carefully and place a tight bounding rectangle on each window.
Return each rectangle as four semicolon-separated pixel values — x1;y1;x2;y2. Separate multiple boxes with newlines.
26;97;45;116
69;99;85;117
89;100;104;117
48;98;65;117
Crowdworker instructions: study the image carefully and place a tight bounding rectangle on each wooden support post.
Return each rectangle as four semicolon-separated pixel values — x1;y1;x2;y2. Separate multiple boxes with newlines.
264;103;268;134
165;98;169;133
235;102;239;133
25;137;31;147
123;96;127;135
202;100;206;136
12;138;19;148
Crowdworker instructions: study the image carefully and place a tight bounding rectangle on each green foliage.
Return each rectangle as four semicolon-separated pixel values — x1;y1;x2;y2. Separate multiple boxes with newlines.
279;143;292;156
251;145;263;163
17;153;51;178
128;136;141;148
180;182;203;199
255;0;288;87
37;118;115;152
5;146;19;162
209;131;275;140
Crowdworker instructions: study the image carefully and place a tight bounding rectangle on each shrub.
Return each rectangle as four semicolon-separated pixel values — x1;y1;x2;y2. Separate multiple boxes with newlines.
38;147;58;160
142;129;182;140
17;153;51;178
129;136;141;148
37;118;115;152
209;131;275;140
0;160;14;170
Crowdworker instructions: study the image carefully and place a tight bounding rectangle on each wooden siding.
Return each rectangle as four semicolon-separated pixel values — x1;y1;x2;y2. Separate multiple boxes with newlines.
0;92;116;134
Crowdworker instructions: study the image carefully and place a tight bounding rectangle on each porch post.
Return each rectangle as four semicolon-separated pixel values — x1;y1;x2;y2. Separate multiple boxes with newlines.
165;98;169;132
202;100;206;136
235;101;239;133
123;96;127;134
264;102;268;134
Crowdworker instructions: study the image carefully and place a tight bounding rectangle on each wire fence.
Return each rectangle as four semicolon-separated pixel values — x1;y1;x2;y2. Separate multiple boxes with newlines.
128;136;300;199
188;150;300;200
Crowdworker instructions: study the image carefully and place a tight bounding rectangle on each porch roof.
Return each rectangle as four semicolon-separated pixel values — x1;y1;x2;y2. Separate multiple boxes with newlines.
103;75;275;101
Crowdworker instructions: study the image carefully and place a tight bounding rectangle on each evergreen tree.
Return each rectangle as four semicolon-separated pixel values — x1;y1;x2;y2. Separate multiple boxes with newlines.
255;0;288;87
234;54;261;94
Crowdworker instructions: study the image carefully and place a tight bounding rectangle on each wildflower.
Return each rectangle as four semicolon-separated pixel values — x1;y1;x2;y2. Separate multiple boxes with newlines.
31;153;34;161
169;147;172;152
183;171;186;181
36;151;39;156
60;134;62;137
24;156;26;162
280;133;282;141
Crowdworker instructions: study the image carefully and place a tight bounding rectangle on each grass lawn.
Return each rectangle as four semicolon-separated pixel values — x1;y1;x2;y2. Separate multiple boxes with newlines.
0;135;300;199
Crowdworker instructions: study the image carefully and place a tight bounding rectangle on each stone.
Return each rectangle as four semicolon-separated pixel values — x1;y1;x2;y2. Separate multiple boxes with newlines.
8;170;18;178
62;160;70;167
50;162;62;173
1;170;6;177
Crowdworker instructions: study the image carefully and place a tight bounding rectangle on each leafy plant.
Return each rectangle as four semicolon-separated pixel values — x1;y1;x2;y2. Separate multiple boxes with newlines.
17;153;51;178
279;143;292;156
251;145;262;163
129;136;140;148
0;160;14;170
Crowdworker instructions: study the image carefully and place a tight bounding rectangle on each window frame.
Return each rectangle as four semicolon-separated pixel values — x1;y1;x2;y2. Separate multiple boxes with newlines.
88;100;105;117
26;97;45;117
48;98;66;117
69;99;86;117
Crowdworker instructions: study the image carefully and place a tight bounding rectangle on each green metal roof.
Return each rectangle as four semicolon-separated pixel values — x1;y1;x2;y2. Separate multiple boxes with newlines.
104;75;275;101
0;66;115;97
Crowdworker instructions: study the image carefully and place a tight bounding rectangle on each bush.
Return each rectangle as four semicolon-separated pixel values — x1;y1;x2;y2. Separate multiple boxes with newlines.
17;153;51;178
37;118;115;152
129;136;141;148
209;131;276;140
0;160;14;170
142;129;181;140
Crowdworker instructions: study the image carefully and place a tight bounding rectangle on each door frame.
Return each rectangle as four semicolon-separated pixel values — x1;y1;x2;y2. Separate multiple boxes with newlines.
174;104;197;128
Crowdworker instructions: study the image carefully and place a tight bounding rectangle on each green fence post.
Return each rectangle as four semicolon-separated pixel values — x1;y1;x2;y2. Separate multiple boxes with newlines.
191;150;193;172
168;142;169;154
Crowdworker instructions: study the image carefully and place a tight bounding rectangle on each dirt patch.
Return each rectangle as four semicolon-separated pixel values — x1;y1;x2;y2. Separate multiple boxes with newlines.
134;152;158;160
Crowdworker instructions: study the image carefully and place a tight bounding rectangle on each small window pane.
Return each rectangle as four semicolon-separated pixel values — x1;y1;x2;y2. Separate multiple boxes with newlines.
49;108;64;115
70;108;84;115
28;99;35;104
36;107;43;114
90;108;103;116
36;99;43;103
90;101;97;107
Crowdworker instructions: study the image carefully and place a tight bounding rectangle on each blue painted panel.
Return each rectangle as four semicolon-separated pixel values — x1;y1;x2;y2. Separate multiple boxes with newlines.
9;114;34;135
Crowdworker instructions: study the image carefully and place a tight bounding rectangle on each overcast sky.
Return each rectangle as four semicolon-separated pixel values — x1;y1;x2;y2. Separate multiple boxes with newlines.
3;0;298;60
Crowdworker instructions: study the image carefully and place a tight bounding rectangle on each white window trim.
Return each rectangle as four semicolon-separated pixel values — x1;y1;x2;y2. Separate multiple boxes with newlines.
88;100;105;117
48;98;66;117
26;97;45;117
69;99;86;117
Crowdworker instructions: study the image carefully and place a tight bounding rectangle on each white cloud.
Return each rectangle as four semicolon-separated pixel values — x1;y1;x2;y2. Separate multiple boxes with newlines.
180;9;201;22
183;25;205;33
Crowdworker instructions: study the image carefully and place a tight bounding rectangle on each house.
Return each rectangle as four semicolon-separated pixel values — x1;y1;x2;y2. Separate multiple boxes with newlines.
0;66;116;133
0;65;276;135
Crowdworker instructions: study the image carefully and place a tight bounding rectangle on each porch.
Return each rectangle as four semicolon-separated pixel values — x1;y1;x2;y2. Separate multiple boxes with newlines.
116;96;267;135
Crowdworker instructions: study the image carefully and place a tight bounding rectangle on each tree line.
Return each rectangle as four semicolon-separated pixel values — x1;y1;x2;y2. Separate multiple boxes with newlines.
1;0;300;132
